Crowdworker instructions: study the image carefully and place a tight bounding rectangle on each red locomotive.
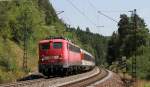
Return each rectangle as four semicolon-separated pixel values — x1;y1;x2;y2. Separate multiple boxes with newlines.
38;37;95;76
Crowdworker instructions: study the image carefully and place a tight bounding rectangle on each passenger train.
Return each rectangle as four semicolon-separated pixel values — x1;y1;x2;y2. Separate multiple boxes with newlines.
38;37;95;76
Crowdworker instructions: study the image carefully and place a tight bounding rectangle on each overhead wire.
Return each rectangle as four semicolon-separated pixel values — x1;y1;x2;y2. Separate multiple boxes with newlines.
87;0;97;11
98;11;118;23
66;0;97;26
87;0;118;23
97;10;129;13
87;0;101;27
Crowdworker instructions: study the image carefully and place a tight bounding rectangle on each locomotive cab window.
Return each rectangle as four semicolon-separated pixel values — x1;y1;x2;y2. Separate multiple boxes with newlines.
53;42;62;49
40;43;50;50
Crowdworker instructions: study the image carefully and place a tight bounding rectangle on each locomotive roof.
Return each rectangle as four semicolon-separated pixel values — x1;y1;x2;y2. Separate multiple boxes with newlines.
45;36;69;40
39;39;50;43
39;39;67;43
40;36;70;42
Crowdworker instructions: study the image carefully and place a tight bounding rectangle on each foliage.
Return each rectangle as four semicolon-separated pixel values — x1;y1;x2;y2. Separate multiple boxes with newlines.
38;0;58;25
0;0;108;83
0;2;12;39
107;14;149;64
9;0;45;43
0;0;61;83
107;13;150;79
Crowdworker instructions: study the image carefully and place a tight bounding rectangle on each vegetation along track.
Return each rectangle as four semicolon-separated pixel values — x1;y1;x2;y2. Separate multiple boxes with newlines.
0;67;107;87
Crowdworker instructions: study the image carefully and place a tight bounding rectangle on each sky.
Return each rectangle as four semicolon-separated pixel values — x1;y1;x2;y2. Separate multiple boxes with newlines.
50;0;150;36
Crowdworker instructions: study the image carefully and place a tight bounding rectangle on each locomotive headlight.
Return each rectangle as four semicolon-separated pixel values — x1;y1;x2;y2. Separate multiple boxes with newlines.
41;58;44;61
42;56;49;60
45;56;49;59
53;56;59;59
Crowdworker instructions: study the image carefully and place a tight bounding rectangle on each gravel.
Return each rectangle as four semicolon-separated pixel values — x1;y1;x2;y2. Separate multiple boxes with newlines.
89;71;125;87
0;67;100;87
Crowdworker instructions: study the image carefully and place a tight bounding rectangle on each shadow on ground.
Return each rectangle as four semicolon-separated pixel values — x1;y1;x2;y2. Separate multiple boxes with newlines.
17;73;45;81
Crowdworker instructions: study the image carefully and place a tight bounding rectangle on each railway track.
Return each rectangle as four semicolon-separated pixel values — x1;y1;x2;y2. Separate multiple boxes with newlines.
0;67;108;87
60;67;108;87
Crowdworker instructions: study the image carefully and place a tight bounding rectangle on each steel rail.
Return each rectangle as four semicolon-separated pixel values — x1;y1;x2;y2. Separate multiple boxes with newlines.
60;68;108;87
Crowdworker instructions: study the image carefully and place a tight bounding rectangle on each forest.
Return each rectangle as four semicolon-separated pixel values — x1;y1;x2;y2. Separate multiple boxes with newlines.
0;0;149;84
0;0;107;83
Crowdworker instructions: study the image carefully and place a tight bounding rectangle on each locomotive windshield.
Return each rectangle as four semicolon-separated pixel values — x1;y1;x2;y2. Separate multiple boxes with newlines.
53;42;62;49
40;43;50;50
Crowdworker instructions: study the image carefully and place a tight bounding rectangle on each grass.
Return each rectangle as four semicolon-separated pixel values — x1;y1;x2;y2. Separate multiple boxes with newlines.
0;24;66;83
144;84;150;87
134;80;150;87
0;38;36;83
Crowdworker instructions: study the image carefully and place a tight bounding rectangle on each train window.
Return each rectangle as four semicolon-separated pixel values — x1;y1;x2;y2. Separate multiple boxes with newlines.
40;43;50;50
67;44;69;49
69;44;80;53
84;54;94;62
53;42;62;49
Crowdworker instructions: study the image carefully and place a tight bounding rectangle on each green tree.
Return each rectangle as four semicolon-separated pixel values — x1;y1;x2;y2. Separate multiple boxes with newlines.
0;2;12;39
9;0;44;43
107;32;119;64
86;27;90;33
107;13;149;64
38;0;58;25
